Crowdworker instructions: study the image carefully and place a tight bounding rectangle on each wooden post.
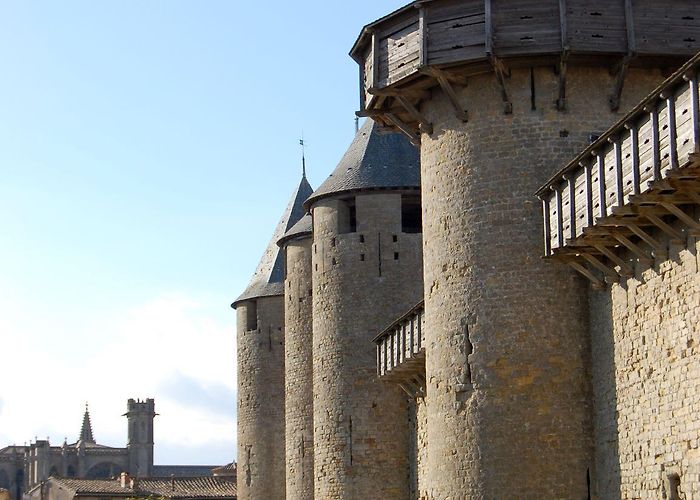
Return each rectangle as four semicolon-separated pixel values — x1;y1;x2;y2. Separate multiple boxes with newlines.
627;121;641;195
614;138;624;206
685;72;700;152
371;31;380;90
485;0;493;54
585;161;594;226
542;197;552;256
596;151;607;218
566;174;576;240
664;92;679;170
553;185;564;248
648;105;662;181
418;6;427;68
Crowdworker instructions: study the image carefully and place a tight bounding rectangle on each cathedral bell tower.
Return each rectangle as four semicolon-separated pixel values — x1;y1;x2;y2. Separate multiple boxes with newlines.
124;398;155;477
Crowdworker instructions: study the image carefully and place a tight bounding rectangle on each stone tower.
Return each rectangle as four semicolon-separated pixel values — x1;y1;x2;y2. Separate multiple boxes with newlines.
277;214;314;499
350;1;700;497
232;174;313;500
305;120;423;498
125;398;155;478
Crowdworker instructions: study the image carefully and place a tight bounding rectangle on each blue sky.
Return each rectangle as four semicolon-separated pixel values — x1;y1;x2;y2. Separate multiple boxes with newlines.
0;0;407;465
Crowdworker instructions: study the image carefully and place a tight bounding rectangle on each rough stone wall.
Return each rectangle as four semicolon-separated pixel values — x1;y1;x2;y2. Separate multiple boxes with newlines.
590;230;700;499
236;295;285;500
284;237;314;499
408;397;428;499
311;193;423;499
419;66;665;498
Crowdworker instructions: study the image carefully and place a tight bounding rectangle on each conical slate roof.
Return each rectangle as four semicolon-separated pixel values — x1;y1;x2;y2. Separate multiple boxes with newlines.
277;213;312;247
232;175;313;307
79;404;95;444
304;119;420;209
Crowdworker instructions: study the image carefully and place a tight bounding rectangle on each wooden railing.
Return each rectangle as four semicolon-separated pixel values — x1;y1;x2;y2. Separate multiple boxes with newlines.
373;301;426;396
536;52;700;285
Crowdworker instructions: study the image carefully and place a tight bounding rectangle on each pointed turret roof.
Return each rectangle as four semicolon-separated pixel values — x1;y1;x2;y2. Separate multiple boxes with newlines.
232;175;313;307
304;119;420;209
78;403;95;444
276;213;312;247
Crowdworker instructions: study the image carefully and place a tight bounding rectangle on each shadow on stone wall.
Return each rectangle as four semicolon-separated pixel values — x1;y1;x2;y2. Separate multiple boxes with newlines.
589;288;622;500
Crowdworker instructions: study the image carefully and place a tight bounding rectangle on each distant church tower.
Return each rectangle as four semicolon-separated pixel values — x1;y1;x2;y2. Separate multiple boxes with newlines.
232;172;313;500
124;398;155;477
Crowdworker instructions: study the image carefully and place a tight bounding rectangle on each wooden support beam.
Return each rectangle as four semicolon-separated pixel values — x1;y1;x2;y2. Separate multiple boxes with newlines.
644;213;685;242
556;53;568;111
581;253;620;280
396;96;433;135
660;202;700;234
384;112;421;146
612;231;654;264
566;260;605;289
610;54;634;112
593;244;634;277
426;68;468;122
624;223;667;254
489;56;513;114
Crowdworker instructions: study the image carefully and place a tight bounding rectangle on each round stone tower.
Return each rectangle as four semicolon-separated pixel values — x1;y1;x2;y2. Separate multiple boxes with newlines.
350;1;700;498
232;174;313;500
305;119;424;499
277;214;314;499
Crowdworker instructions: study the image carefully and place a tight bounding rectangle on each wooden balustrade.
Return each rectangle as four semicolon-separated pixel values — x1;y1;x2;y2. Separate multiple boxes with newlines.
373;301;426;397
536;52;700;286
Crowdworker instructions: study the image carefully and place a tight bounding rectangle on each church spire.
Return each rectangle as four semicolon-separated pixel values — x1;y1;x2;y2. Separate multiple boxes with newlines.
79;402;95;444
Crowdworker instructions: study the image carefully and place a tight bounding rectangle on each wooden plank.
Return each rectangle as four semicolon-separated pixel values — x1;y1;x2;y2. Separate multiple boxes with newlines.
396;96;433;135
686;73;700;152
644;213;685;241
660;202;700;233
625;223;666;253
371;32;379;90
582;253;620;279
385;112;421;146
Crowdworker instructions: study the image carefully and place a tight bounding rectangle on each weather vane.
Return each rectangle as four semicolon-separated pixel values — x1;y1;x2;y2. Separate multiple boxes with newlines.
299;133;307;178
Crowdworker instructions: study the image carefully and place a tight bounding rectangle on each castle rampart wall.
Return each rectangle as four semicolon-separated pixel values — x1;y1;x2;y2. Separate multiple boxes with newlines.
311;193;423;499
236;295;285;500
283;237;314;499
418;66;664;498
590;230;700;499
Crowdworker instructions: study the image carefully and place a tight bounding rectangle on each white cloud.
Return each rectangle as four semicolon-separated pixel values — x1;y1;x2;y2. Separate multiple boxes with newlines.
0;291;236;464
